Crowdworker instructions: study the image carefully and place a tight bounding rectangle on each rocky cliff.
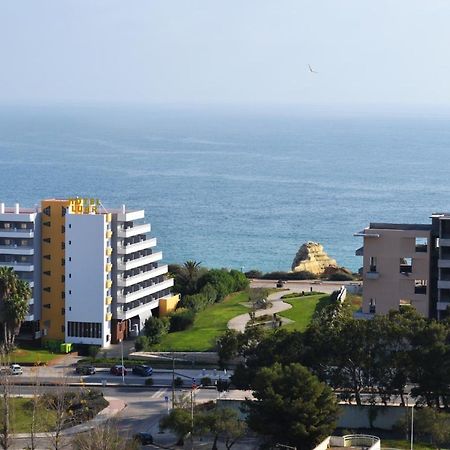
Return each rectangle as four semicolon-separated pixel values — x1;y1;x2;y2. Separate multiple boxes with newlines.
291;242;338;275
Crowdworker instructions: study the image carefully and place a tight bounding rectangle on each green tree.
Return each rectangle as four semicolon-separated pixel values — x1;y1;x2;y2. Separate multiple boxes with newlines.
246;363;338;450
217;329;240;366
0;268;31;352
203;408;247;450
143;316;169;345
160;408;192;446
176;260;203;296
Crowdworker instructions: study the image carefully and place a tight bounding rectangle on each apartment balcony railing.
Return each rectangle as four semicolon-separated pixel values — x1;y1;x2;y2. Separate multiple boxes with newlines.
117;238;156;255
105;296;112;305
117;223;151;239
116;265;168;288
0;245;34;256
115;298;160;320
0;262;34;272
438;280;450;290
117;278;174;304
438;259;450;269
117;252;162;271
0;229;34;238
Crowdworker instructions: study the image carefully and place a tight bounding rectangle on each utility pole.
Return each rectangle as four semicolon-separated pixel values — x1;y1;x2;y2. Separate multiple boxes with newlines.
171;353;175;409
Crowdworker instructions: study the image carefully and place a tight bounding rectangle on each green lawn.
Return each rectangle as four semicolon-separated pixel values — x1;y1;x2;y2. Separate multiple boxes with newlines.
156;291;249;351
278;294;332;331
7;397;56;433
10;346;61;365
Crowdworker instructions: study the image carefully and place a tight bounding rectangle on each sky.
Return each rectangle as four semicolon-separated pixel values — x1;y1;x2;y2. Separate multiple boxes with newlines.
1;1;450;109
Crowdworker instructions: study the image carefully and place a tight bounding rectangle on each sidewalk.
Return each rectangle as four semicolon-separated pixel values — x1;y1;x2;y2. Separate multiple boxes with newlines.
227;290;292;332
11;396;126;439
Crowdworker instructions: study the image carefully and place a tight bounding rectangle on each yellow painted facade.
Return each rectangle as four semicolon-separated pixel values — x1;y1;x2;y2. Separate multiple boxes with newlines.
159;294;180;316
41;199;69;341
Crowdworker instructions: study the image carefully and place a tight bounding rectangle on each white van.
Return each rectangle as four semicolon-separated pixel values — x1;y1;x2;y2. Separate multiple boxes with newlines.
9;364;23;375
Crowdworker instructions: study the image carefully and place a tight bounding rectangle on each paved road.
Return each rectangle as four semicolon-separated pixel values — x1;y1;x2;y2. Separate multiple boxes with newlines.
250;279;359;294
8;367;232;388
8;385;252;449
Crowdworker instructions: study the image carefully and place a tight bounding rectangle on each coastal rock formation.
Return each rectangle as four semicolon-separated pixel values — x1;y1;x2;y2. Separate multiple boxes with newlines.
291;242;338;275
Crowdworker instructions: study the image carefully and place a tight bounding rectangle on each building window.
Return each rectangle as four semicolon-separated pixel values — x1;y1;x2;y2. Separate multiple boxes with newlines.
67;321;102;339
61;242;65;250
69;290;72;295
369;298;376;314
68;257;72;262
400;258;413;274
415;280;427;295
61;225;65;233
43;238;51;244
43;221;51;227
43;206;51;216
61;291;65;299
62;258;65;266
62;207;67;217
69;273;71;279
43;287;51;293
61;275;65;282
69;240;71;245
69;224;71;229
61;325;65;333
43;255;51;260
61;308;65;315
415;237;428;253
369;257;377;272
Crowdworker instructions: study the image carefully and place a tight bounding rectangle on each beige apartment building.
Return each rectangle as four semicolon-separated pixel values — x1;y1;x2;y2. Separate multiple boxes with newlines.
356;223;431;317
356;214;450;319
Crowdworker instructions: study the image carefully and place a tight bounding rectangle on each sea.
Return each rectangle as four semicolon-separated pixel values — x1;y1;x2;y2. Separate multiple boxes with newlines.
1;104;450;273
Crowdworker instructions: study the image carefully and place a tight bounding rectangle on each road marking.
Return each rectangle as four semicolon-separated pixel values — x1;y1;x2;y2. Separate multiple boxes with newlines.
151;388;166;398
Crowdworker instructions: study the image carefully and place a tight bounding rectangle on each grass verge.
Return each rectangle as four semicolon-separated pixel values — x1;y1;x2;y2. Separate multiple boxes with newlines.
278;294;332;332
6;397;56;433
155;291;249;351
10;346;62;365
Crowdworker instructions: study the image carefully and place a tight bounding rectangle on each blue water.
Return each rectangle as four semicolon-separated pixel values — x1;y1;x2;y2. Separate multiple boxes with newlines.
1;105;450;272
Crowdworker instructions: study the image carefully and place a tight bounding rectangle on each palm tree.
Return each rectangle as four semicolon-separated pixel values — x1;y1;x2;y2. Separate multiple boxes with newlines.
0;268;31;352
178;260;202;295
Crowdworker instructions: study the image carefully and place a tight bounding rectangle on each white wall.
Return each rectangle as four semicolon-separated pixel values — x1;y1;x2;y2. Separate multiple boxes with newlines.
65;213;111;346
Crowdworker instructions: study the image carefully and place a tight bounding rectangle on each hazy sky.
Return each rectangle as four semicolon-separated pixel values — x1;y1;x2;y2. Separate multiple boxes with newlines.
1;1;450;108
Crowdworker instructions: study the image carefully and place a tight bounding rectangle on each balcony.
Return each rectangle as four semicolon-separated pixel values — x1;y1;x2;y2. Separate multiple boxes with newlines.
117;278;174;303
106;213;112;223
117;252;162;271
440;238;450;247
115;298;160;320
117;265;168;287
0;262;34;272
105;313;112;321
0;246;34;256
437;301;450;311
105;263;112;273
105;296;112;305
438;280;450;290
105;230;113;239
117;223;151;238
106;247;112;256
0;229;34;238
117;238;156;255
439;259;450;269
105;280;112;289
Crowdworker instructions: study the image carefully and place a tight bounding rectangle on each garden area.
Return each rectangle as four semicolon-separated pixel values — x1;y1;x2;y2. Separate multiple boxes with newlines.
9;345;62;365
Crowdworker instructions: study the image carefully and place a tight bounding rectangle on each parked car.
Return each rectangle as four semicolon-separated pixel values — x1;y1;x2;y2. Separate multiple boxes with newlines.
133;432;153;445
9;364;23;375
110;364;127;376
76;365;96;375
132;364;153;377
276;280;285;288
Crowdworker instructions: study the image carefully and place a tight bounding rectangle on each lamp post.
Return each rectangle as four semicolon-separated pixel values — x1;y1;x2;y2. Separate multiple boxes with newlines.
120;339;125;385
410;402;414;450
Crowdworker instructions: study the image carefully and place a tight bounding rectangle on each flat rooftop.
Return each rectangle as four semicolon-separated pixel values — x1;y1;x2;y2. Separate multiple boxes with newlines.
369;222;431;231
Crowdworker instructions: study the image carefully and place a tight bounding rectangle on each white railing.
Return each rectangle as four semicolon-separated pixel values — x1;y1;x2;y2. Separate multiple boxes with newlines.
329;434;380;450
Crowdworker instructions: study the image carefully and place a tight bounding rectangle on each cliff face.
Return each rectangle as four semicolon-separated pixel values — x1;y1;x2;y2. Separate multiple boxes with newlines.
291;242;338;275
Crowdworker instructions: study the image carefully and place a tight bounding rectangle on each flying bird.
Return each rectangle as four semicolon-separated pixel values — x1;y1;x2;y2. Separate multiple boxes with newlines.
308;64;318;74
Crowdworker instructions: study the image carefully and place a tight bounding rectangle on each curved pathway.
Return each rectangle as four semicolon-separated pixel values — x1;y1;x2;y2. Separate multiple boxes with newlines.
227;290;292;332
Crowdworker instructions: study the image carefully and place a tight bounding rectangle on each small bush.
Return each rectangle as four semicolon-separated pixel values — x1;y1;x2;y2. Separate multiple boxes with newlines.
216;378;230;392
145;377;154;386
244;270;263;279
88;345;100;359
169;308;196;332
179;293;210;312
201;376;212;386
134;336;150;352
327;271;354;281
173;377;183;388
144;316;170;344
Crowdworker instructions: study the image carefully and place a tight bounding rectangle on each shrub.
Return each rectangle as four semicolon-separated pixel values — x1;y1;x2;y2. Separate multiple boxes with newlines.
327;271;354;281
134;336;150;352
179;293;209;312
199;283;218;304
169;308;196;332
173;376;183;388
88;345;100;359
216;378;230;392
144;316;170;344
229;269;250;291
244;270;263;279
201;376;212;386
145;377;154;386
